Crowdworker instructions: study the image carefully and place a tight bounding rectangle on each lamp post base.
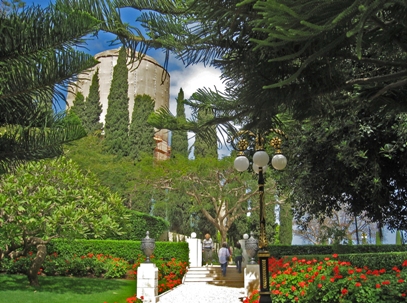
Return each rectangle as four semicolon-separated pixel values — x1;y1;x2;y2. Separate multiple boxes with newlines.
258;249;272;303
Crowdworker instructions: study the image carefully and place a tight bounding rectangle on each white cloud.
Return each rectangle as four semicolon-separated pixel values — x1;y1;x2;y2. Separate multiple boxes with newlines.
166;64;232;158
169;64;225;114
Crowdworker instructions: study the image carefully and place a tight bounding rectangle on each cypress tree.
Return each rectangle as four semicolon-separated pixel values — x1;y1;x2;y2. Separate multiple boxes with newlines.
279;198;293;245
194;108;217;158
70;91;86;123
82;69;102;134
396;230;402;245
128;94;156;160
104;47;129;156
171;88;189;158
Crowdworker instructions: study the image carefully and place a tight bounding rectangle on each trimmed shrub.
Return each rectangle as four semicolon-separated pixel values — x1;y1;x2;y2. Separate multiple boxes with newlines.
268;244;407;258
47;239;189;263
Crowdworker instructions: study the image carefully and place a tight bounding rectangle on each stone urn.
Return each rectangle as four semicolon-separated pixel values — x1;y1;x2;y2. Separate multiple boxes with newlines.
245;231;258;264
141;231;155;263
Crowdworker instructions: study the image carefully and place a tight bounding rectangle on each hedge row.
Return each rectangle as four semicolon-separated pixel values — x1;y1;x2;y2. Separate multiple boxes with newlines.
268;244;407;258
47;239;189;263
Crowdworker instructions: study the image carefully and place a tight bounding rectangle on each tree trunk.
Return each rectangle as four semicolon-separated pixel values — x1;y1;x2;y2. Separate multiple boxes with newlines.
27;238;47;287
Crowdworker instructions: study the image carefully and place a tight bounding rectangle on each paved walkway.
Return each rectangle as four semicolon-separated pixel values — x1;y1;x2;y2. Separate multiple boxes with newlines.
158;282;246;303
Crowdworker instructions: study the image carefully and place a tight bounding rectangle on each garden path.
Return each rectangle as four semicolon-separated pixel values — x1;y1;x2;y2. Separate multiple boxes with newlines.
158;282;245;303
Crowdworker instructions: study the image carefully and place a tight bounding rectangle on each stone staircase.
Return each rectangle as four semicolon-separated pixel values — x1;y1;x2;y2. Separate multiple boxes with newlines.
183;265;244;288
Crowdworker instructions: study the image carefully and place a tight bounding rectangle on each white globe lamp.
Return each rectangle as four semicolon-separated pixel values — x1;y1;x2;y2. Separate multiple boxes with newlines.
271;154;287;170
234;155;250;172
253;150;269;167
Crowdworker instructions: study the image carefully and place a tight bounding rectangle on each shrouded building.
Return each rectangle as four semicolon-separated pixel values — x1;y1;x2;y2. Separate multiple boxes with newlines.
66;48;171;160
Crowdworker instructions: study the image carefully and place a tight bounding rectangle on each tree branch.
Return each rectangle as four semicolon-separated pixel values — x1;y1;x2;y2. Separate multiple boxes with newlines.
346;70;407;86
370;78;407;101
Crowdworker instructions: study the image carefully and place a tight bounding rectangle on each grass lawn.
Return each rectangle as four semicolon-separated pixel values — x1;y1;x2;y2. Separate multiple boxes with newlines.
0;274;136;303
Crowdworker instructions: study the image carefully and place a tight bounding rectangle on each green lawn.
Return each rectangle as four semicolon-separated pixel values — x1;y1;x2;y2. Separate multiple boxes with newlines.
0;274;136;303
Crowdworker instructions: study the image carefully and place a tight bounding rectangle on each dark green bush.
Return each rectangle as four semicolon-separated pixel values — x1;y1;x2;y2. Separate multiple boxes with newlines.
268;244;407;258
112;210;169;241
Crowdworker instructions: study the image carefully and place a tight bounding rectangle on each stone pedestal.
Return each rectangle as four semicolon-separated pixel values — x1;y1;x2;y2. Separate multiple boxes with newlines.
137;263;159;303
240;239;248;270
244;264;260;297
187;237;202;267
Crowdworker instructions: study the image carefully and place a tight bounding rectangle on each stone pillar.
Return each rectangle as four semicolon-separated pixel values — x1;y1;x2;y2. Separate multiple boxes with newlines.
187;232;202;267
137;263;159;303
244;264;260;298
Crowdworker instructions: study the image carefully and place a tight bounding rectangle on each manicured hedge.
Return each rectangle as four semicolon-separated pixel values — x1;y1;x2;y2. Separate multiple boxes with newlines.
47;239;189;263
268;244;407;258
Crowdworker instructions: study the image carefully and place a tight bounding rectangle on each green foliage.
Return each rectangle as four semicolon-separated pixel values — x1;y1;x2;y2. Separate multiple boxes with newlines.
71;91;86;123
64;135;137;204
128;94;156;160
112;210;169;241
268;244;407;259
0;157;128;255
288;99;407;230
0;3;100;172
279;199;293;245
193;108;217;158
82;69;103;134
171;88;189;158
396;230;402;245
104;47;130;157
46;239;189;263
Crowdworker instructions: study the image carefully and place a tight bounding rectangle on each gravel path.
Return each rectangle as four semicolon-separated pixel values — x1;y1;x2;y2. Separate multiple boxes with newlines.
158;283;246;303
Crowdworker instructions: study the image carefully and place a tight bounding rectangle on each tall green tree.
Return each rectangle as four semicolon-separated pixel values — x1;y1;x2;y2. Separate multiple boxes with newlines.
171;88;189;158
135;156;278;243
0;157;127;286
128;94;156;160
70;91;86;122
104;47;130;157
82;69;103;134
279;198;293;245
286;98;407;231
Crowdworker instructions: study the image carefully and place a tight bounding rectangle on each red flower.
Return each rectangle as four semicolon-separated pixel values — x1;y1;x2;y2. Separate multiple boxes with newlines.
376;284;381;288
398;279;405;283
317;283;322;288
355;282;361;287
332;254;338;258
382;280;390;285
402;260;407;267
341;288;348;295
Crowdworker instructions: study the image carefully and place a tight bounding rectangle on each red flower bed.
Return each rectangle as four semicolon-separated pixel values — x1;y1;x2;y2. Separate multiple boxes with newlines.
244;254;407;303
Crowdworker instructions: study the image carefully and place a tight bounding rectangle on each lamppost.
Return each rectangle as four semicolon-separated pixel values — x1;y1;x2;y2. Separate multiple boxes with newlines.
229;129;287;303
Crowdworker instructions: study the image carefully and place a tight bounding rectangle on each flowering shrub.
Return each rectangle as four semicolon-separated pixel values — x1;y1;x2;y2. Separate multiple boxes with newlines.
268;254;407;302
243;289;259;303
